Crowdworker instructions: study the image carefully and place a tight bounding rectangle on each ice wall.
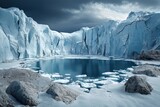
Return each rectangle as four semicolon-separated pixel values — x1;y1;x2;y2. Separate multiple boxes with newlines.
0;7;160;62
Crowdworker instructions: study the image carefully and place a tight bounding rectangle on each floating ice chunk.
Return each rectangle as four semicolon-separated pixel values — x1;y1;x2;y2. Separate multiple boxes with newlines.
113;70;118;72
82;79;99;83
76;74;87;78
65;74;71;76
109;75;119;78
80;82;97;89
118;70;126;74
107;77;119;81
119;74;128;77
127;68;134;71
65;77;71;79
99;76;108;80
51;73;63;78
53;79;70;84
94;80;110;85
102;72;118;76
41;73;51;79
83;89;90;93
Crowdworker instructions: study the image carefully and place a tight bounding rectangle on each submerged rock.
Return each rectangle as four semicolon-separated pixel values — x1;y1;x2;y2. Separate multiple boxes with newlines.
125;76;153;95
6;81;38;106
0;89;14;107
133;65;160;77
138;50;160;60
46;83;78;104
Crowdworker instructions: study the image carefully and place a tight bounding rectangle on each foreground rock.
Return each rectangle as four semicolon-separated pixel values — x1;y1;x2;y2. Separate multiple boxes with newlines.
46;83;78;104
0;68;51;91
0;68;80;106
125;76;153;95
0;89;14;107
138;50;160;60
133;65;160;77
6;81;38;106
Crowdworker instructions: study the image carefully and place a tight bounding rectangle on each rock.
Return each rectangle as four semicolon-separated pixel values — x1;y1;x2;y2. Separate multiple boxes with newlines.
0;89;14;107
46;83;78;104
0;68;51;91
138;50;160;60
125;76;153;95
133;65;160;77
6;81;38;106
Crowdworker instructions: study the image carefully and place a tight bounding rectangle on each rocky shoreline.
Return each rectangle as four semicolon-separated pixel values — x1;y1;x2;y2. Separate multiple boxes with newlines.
0;68;78;106
0;64;160;106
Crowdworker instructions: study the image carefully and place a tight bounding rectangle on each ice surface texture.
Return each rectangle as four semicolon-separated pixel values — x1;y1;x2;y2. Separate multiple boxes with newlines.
0;7;160;62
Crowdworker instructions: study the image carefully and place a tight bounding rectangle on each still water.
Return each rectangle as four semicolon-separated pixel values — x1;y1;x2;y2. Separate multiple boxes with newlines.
29;59;136;81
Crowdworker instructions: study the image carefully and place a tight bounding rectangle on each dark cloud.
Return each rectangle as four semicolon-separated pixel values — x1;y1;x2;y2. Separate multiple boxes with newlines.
0;0;159;32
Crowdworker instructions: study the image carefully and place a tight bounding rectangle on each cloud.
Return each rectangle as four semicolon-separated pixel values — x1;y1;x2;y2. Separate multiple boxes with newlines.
63;2;160;21
57;2;160;32
63;3;127;21
0;0;160;32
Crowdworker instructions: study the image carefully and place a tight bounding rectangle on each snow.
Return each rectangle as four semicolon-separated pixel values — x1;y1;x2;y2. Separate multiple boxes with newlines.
109;75;120;78
127;68;134;71
107;77;119;81
38;75;160;107
65;74;71;76
53;79;70;84
51;73;63;78
76;75;87;78
0;7;160;62
118;70;127;74
41;73;51;79
0;7;160;107
81;79;99;83
94;80;116;85
79;82;97;89
102;72;118;76
0;56;160;107
0;59;26;69
119;74;128;77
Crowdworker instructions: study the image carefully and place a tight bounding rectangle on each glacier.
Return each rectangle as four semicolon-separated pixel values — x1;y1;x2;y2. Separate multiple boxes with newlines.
0;7;160;62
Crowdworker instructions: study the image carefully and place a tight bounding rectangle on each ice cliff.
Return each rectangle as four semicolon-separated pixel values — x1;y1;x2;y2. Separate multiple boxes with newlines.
0;7;160;62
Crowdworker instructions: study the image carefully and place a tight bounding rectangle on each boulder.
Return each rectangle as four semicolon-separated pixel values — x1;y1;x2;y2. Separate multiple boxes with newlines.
133;65;160;77
138;50;160;60
6;81;38;106
0;68;51;91
46;83;78;104
125;76;153;95
0;89;14;107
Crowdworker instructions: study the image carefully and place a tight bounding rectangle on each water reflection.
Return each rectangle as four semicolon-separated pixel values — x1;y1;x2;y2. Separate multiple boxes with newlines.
30;59;136;78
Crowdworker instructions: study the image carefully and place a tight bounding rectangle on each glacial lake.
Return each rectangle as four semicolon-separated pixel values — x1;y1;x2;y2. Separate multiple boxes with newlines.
28;59;137;85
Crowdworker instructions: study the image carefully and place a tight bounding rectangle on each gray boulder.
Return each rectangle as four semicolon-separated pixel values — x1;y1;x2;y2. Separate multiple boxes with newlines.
0;68;51;92
6;81;38;106
133;65;160;77
125;76;153;95
46;83;78;104
0;89;14;107
138;50;160;60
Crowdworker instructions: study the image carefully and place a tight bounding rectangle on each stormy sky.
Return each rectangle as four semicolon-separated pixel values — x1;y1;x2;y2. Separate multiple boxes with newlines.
0;0;160;32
